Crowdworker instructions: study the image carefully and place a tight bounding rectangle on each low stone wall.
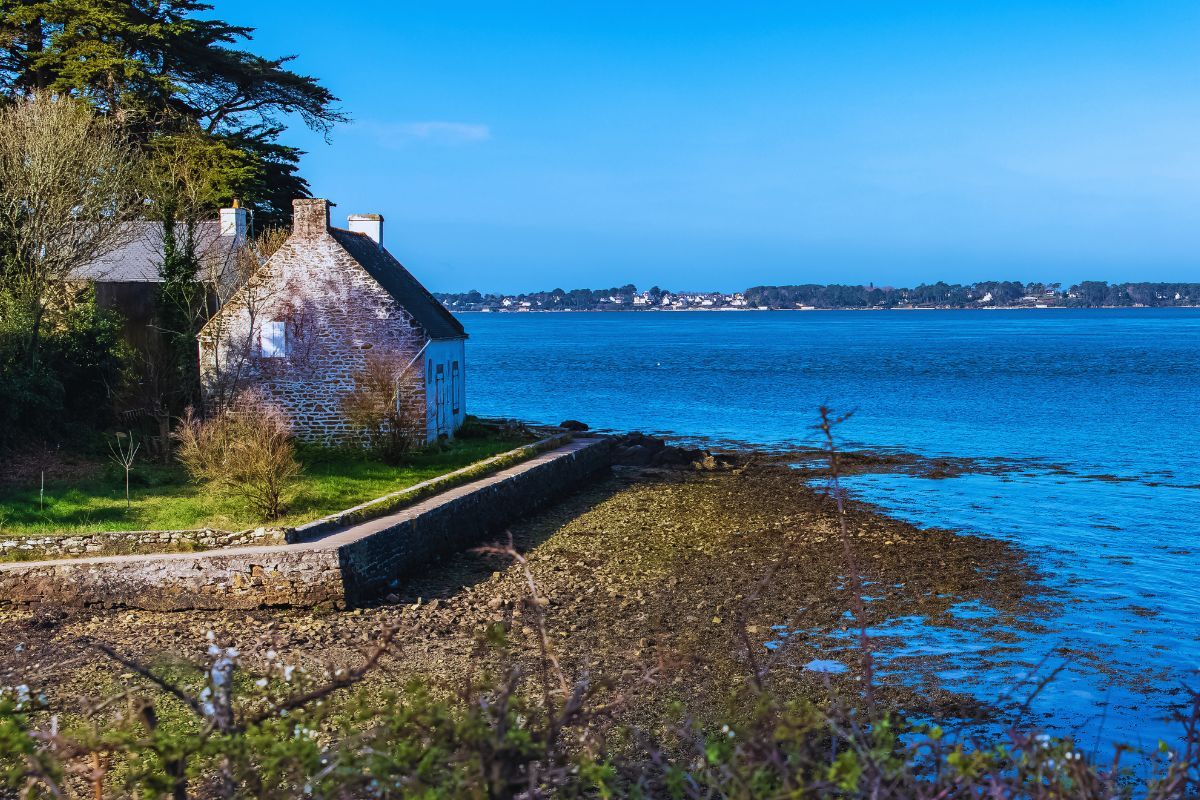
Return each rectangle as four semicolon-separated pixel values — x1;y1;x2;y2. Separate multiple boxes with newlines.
0;527;287;562
288;433;573;541
1;437;562;563
0;547;344;611
0;437;613;610
333;435;615;604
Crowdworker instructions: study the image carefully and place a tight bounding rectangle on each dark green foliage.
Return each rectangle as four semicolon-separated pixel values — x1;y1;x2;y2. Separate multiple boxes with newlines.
45;291;132;432
0;286;129;448
215;129;310;227
0;0;346;223
154;213;208;414
0;359;63;447
456;415;499;439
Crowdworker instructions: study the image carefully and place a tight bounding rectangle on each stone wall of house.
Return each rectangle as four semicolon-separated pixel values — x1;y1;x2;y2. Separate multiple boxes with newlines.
0;438;613;611
0;527;287;561
198;199;428;445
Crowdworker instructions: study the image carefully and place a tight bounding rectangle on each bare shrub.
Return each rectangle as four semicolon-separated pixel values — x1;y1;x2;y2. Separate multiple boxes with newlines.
208;224;290;308
174;392;301;520
340;349;425;462
0;92;142;363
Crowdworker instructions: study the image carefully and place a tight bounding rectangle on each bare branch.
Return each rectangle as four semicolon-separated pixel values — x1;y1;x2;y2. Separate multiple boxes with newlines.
238;627;399;730
88;641;207;720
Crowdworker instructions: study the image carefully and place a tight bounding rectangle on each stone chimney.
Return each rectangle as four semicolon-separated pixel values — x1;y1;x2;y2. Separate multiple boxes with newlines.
347;213;384;246
218;200;248;239
293;198;333;238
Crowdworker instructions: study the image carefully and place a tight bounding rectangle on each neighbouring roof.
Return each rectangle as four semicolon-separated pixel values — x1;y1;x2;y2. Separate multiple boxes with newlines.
69;221;239;283
329;227;466;340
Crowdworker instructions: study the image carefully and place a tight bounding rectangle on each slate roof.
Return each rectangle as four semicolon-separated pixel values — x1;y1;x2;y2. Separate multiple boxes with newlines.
329;227;466;340
70;221;239;283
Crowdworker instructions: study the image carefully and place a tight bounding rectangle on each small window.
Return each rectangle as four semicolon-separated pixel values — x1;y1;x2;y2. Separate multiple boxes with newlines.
259;320;286;358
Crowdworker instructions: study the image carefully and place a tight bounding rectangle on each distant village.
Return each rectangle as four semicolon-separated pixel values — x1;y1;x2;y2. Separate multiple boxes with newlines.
438;286;753;312
436;280;1200;312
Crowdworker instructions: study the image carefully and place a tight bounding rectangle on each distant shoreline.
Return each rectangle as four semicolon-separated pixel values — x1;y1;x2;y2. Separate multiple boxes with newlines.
438;282;1200;313
451;305;1200;313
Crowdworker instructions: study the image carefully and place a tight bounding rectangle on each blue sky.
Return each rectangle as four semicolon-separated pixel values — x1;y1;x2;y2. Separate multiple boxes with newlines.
211;0;1200;292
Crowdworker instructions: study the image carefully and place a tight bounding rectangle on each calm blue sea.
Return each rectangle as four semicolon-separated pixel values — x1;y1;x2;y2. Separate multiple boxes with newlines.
463;309;1200;748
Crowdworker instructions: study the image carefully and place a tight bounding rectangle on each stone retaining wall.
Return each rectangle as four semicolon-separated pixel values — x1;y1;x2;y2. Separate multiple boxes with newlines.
0;437;613;611
0;548;345;611
289;433;572;541
333;435;615;605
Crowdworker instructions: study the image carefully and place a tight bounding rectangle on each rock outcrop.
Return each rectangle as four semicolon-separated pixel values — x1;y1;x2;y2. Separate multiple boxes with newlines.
611;432;734;470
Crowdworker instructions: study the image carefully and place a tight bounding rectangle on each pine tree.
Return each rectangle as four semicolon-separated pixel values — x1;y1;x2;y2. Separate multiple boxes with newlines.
0;0;346;223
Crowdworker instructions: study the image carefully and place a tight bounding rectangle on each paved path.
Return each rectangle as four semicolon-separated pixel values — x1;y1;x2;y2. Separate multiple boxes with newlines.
312;436;602;547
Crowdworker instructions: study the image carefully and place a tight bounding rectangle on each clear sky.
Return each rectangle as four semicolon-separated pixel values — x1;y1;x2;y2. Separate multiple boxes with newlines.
211;0;1200;293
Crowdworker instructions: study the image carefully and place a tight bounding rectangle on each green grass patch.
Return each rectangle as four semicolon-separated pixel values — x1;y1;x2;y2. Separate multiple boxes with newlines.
0;433;533;538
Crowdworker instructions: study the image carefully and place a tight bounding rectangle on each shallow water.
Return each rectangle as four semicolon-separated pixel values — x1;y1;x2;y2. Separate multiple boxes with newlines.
464;309;1200;746
836;468;1200;749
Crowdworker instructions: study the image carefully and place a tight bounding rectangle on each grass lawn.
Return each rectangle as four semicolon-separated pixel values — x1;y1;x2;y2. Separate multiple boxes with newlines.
0;434;533;537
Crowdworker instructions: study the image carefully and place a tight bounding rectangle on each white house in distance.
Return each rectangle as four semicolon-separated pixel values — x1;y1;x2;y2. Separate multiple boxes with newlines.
198;198;467;445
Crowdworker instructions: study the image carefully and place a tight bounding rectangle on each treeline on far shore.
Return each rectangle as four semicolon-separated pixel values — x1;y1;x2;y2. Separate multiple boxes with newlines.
436;281;1200;311
745;280;1200;309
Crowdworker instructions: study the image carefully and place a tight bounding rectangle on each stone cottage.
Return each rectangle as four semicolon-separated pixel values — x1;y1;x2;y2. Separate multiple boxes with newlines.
198;198;467;445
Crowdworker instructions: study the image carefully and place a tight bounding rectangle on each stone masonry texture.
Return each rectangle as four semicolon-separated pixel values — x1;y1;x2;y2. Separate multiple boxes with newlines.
0;527;287;560
198;199;428;445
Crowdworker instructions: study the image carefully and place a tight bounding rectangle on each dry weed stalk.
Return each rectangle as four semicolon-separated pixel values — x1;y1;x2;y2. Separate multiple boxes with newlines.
473;533;620;797
817;404;876;710
105;432;140;505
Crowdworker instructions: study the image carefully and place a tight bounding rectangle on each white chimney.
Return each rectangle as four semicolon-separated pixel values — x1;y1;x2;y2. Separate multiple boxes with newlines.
219;201;249;240
347;213;384;246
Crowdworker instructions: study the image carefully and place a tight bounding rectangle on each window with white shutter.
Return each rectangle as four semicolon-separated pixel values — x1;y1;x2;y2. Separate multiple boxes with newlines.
259;320;286;358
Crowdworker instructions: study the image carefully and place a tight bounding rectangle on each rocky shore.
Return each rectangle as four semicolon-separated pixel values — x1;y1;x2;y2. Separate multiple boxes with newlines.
0;440;1048;732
